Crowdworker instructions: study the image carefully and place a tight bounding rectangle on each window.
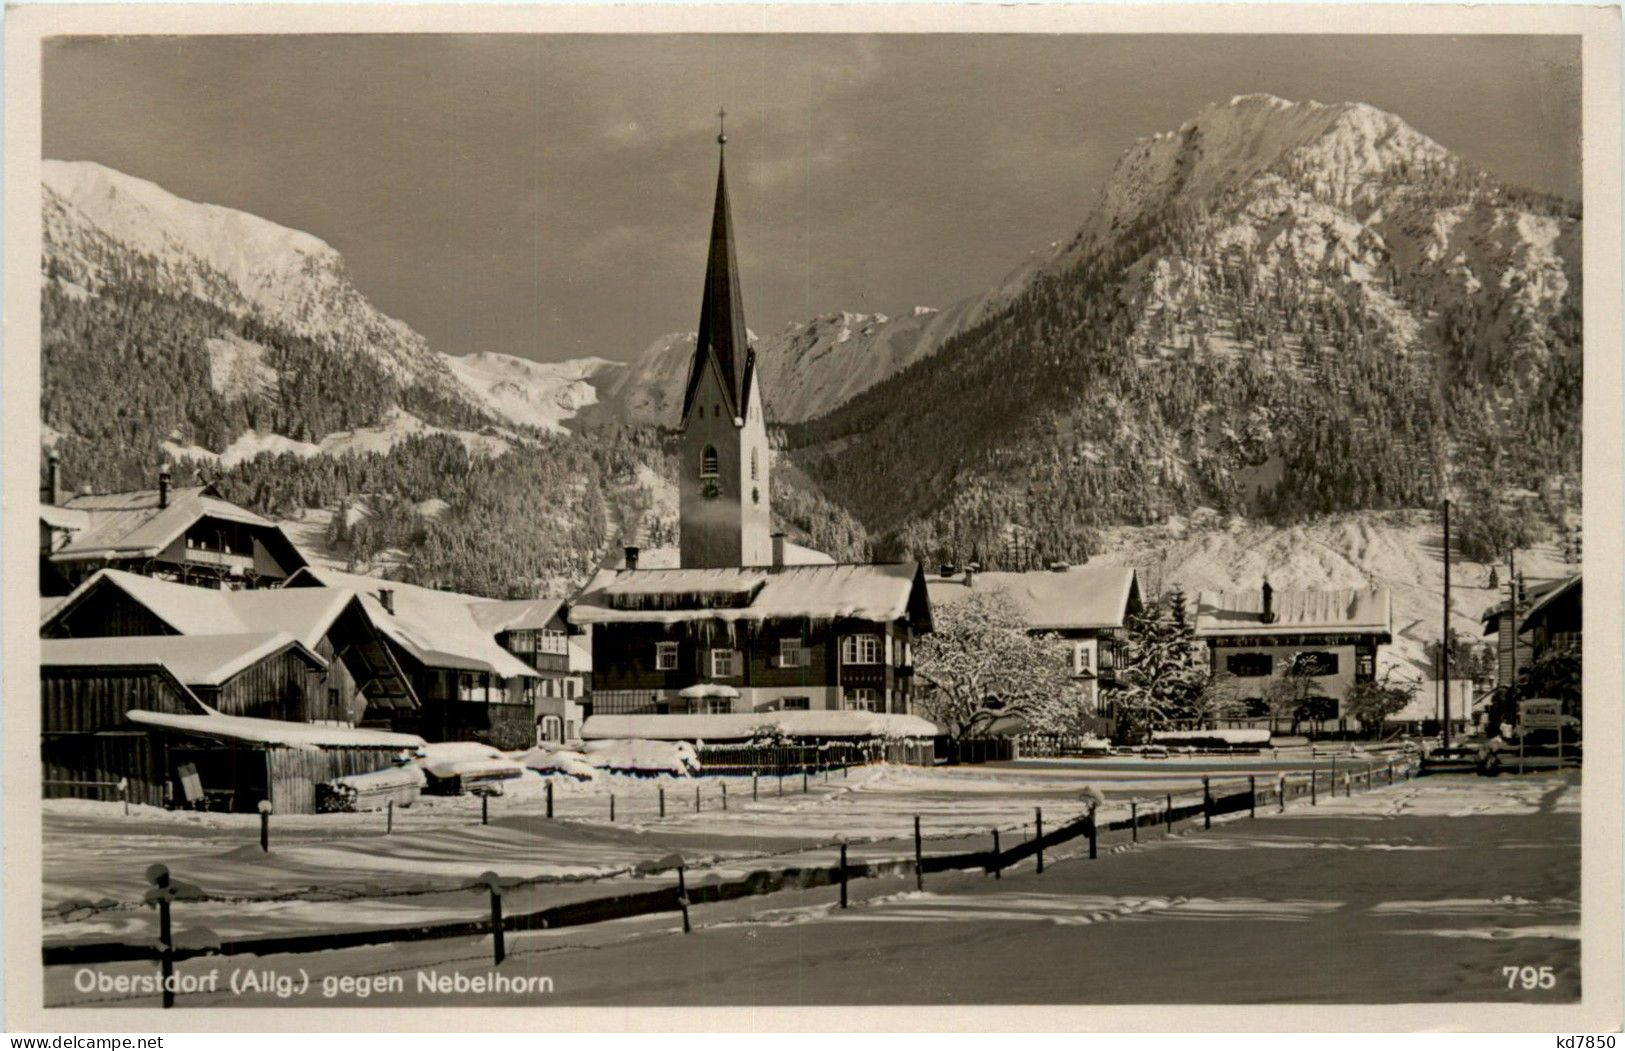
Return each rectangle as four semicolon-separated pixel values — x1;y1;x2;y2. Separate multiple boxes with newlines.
782;696;810;711
1072;641;1096;676
697;697;731;715
327;688;340;717
751;449;759;481
844;688;881;712
1226;653;1274;678
654;641;679;671
538;716;563;743
701;446;719;479
710;648;737;678
1356;651;1375;678
540;628;567;655
841;634;881;665
1293;651;1339;677
779;638;807;668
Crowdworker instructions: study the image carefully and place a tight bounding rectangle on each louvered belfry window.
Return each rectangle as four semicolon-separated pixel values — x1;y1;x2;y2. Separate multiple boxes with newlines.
701;446;720;478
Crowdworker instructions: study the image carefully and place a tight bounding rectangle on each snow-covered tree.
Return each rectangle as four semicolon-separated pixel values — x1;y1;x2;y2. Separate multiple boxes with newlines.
1344;672;1417;736
1113;587;1209;741
914;588;1076;739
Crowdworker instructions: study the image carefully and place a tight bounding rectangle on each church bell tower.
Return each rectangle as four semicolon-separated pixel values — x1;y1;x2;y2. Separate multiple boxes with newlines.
678;113;773;569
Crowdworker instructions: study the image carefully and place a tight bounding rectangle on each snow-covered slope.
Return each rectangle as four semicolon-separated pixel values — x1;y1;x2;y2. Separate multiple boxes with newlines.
442;352;624;432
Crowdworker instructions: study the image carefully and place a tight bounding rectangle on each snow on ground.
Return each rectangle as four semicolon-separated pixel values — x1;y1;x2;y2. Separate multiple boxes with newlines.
46;771;1579;1007
204;333;278;399
165;408;511;469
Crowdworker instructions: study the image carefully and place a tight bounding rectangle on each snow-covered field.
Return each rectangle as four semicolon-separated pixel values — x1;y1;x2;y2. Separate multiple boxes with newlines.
44;770;1580;1007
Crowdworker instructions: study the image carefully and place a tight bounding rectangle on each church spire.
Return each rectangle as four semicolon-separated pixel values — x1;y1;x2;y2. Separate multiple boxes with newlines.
681;112;751;423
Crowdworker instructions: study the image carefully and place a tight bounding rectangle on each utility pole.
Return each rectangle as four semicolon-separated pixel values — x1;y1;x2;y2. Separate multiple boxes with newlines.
1441;498;1451;752
1508;548;1519;688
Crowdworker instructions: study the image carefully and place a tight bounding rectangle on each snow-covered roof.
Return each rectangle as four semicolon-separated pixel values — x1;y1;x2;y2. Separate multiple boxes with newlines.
40;505;92;532
569;562;932;630
1194;586;1392;638
42;632;325;687
126;708;425;751
287;566;540;679
44;569;360;651
677;683;740;699
1517;574;1580;634
48;485;304;566
468;598;566;634
925;566;1141;631
581;711;939;741
610;543;835;569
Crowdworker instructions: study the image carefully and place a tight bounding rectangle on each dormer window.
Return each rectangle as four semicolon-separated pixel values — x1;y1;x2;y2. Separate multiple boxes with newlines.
750;449;758;481
701;446;719;479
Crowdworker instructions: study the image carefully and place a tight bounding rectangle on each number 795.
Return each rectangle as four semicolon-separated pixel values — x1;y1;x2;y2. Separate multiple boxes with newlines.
1502;965;1556;990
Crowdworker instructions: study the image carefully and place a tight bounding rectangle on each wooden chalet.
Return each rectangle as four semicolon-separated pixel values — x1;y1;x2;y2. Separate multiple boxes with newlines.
285;567;542;749
41;569;418;725
470;598;590;743
40;459;306;595
568;558;934;722
1194;581;1393;729
926;564;1142;723
1482;573;1582;685
41;634;423;813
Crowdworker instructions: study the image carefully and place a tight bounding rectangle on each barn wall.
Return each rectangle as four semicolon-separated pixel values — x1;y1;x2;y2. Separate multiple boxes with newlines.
41;667;198;733
213;649;321;721
42;731;168;807
266;746;409;815
43;587;174;639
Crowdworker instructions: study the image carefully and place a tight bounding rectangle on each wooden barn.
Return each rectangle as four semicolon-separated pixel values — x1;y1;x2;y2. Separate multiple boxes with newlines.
41;569;418;726
39;460;307;595
41;635;425;813
285;567;542;749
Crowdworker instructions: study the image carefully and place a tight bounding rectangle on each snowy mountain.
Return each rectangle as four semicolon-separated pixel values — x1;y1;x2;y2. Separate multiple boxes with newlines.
787;95;1582;567
42;160;626;442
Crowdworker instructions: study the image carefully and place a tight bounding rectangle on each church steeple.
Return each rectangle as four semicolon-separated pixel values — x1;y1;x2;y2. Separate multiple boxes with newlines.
681;111;752;423
677;114;773;570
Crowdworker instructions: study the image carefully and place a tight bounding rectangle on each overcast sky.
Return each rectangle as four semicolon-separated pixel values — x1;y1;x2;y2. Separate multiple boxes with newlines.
44;34;1580;364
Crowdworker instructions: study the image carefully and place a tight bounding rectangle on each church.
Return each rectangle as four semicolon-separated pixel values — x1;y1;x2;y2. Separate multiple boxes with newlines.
568;126;935;736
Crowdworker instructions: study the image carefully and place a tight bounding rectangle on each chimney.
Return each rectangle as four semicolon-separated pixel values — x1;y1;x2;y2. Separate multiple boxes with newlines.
378;588;395;615
1261;578;1275;624
624;545;640;571
44;451;60;507
158;466;172;510
771;532;786;569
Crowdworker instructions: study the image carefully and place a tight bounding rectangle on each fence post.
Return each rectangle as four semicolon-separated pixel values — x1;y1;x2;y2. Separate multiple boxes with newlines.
677;864;691;933
1035;808;1045;873
610;794;615;822
146;864;175;1009
480;792;489;826
480;872;505;965
992;828;1002;878
1387;761;1394;786
914;815;924;891
803;767;809;794
1343;773;1350;797
1088;804;1098;859
387;799;394;834
753;772;759;801
721;782;727;812
1330;756;1337;791
1166;792;1173;832
659;786;665;818
1311;771;1317;805
1130;801;1138;843
695;785;701;813
1249;776;1256;819
778;773;784;796
546;780;554;819
839;842;849;908
1202;777;1212;830
1278;774;1287;813
119;777;129;817
258;800;272;852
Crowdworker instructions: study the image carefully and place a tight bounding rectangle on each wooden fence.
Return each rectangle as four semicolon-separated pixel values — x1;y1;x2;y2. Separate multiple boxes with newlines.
42;759;1418;994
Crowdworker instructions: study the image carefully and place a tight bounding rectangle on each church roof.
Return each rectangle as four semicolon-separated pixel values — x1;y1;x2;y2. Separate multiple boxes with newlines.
680;142;753;422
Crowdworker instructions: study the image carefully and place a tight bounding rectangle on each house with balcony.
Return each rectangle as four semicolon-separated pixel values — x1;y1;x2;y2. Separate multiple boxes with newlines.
471;598;591;743
567;553;934;734
39;457;306;594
